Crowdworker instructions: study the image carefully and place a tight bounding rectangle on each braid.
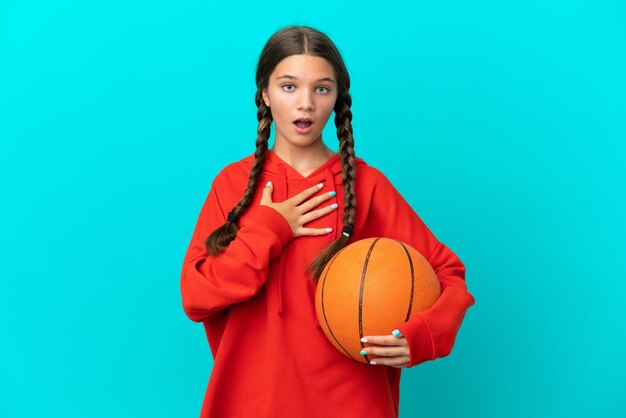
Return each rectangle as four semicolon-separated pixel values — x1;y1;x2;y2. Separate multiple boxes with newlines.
306;89;357;283
336;90;357;233
204;88;273;256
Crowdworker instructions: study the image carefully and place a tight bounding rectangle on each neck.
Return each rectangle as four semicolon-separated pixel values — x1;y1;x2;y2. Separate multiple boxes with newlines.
270;141;336;171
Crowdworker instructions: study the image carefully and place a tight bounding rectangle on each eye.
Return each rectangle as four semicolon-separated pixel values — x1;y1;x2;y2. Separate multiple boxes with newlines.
317;86;330;94
282;84;295;92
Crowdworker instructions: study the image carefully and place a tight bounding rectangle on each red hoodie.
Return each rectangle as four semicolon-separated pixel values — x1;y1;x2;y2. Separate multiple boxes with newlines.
180;149;475;418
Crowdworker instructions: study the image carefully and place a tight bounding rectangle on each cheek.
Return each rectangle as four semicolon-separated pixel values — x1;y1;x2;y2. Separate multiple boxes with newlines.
269;103;288;121
325;95;337;113
322;101;336;119
270;97;294;117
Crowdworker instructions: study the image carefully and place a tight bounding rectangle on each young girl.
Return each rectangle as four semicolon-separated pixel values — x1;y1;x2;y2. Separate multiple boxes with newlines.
180;25;475;418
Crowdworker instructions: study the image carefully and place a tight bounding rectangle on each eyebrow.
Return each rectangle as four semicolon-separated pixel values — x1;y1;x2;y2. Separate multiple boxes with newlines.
276;74;336;83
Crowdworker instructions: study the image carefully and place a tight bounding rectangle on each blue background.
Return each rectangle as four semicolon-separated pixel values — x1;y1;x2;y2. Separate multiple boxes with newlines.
1;1;624;417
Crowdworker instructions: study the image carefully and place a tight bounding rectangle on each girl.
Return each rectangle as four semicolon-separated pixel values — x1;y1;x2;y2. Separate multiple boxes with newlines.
180;25;475;418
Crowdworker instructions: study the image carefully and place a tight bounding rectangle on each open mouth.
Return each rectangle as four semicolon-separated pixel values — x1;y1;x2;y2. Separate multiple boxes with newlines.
294;120;313;128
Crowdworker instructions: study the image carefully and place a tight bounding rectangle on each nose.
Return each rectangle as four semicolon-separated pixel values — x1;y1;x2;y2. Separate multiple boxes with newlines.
297;89;315;111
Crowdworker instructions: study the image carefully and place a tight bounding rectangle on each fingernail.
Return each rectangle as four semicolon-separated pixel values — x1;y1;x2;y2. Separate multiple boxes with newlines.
331;203;338;209
326;228;333;233
361;337;368;343
317;183;323;188
360;350;367;355
370;360;377;365
266;181;272;187
392;329;401;337
329;191;336;197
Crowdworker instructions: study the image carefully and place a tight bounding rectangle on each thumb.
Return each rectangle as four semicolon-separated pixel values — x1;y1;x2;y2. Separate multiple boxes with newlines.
260;181;273;204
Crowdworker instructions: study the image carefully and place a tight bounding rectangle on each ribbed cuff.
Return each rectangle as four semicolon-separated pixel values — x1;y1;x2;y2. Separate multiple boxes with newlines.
397;314;435;368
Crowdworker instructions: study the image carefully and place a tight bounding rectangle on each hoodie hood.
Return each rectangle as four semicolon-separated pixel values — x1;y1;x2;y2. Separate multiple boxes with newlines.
239;148;366;326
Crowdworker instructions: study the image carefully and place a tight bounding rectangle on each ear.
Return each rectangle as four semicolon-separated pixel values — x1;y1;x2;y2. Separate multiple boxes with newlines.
262;87;270;107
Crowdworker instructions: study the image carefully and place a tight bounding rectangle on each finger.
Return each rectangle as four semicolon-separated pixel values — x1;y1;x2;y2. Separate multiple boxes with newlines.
300;204;338;224
392;330;404;338
361;346;408;358
369;356;410;368
361;334;407;346
297;227;333;237
290;183;324;205
298;190;336;214
260;181;273;205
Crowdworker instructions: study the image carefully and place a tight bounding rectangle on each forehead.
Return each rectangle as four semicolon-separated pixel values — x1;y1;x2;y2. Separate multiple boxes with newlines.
271;54;336;82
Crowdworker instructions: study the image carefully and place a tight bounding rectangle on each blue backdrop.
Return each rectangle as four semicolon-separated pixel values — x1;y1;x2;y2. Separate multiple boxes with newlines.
1;1;624;417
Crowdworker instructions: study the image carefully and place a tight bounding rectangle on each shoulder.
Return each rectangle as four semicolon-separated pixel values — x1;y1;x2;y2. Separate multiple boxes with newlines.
207;154;255;213
355;159;394;190
211;153;254;189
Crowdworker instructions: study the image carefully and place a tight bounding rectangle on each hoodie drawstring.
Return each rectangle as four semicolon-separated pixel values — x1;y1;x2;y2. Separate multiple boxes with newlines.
274;162;340;328
276;163;288;315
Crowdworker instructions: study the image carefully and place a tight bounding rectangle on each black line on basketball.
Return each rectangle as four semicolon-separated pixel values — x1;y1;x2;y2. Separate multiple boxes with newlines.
320;246;356;361
396;240;415;322
360;238;380;364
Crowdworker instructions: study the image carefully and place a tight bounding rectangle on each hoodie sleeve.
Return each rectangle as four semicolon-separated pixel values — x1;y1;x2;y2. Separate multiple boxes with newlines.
365;169;475;367
180;172;294;323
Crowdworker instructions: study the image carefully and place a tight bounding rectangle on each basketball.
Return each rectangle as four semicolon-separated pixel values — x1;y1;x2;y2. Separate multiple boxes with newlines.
315;237;441;364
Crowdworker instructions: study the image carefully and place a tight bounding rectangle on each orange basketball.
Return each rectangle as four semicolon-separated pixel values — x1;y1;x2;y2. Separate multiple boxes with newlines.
315;237;441;364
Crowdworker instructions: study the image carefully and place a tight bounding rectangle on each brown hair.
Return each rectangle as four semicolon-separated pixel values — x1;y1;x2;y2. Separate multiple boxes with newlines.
205;25;356;284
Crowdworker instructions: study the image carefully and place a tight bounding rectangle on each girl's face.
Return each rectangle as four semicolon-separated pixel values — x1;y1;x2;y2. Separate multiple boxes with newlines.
262;54;338;151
